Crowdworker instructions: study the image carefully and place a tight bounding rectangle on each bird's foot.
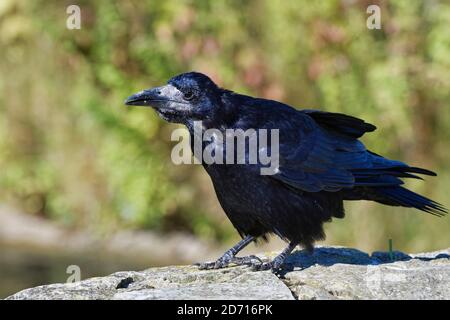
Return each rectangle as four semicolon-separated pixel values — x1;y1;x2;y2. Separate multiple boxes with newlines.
231;255;263;266
195;259;229;270
195;254;262;270
194;250;234;270
251;255;285;272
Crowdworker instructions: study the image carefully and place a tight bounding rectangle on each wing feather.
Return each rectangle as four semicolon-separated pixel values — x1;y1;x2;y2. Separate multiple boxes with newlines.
260;111;428;193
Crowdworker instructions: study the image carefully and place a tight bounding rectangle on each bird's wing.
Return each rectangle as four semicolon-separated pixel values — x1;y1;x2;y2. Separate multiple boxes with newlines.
257;111;429;193
300;109;376;138
268;120;368;192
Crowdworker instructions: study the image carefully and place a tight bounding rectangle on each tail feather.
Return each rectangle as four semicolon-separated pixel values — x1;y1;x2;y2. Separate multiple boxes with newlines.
352;166;436;182
399;166;437;176
376;186;447;217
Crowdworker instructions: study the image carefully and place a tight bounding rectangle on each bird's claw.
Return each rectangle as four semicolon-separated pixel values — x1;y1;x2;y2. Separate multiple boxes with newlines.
195;253;287;272
231;255;263;265
251;257;285;272
251;262;273;271
195;255;263;270
195;259;228;270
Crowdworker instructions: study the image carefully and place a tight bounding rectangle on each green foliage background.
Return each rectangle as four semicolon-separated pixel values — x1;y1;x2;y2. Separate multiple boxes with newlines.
0;0;449;252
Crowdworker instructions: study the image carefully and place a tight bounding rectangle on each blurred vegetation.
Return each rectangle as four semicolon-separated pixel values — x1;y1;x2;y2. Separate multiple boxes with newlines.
0;0;449;252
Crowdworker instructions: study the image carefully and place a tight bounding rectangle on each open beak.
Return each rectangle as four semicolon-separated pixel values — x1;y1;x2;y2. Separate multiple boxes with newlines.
124;86;167;107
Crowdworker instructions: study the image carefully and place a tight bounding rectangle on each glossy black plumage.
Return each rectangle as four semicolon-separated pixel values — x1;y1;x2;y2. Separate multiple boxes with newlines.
125;72;447;271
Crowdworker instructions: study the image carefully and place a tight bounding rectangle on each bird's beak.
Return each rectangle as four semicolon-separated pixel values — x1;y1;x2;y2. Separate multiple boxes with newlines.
124;86;167;107
124;84;185;108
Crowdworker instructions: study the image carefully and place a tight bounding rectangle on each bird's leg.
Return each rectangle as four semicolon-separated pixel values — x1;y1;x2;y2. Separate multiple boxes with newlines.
196;235;260;270
252;242;297;272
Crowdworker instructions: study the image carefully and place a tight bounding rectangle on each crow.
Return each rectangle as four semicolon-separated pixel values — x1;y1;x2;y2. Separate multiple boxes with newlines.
125;72;447;271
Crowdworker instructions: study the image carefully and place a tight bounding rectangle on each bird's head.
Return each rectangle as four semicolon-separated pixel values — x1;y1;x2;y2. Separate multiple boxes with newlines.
125;72;222;124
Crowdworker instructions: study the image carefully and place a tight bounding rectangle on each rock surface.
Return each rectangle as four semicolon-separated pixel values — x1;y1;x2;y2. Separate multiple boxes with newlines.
6;246;450;300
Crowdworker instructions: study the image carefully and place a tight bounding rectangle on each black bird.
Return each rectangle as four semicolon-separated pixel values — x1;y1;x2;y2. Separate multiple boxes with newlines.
125;72;447;271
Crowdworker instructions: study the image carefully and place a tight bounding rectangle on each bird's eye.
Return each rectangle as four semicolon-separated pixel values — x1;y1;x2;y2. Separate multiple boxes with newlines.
184;91;195;101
